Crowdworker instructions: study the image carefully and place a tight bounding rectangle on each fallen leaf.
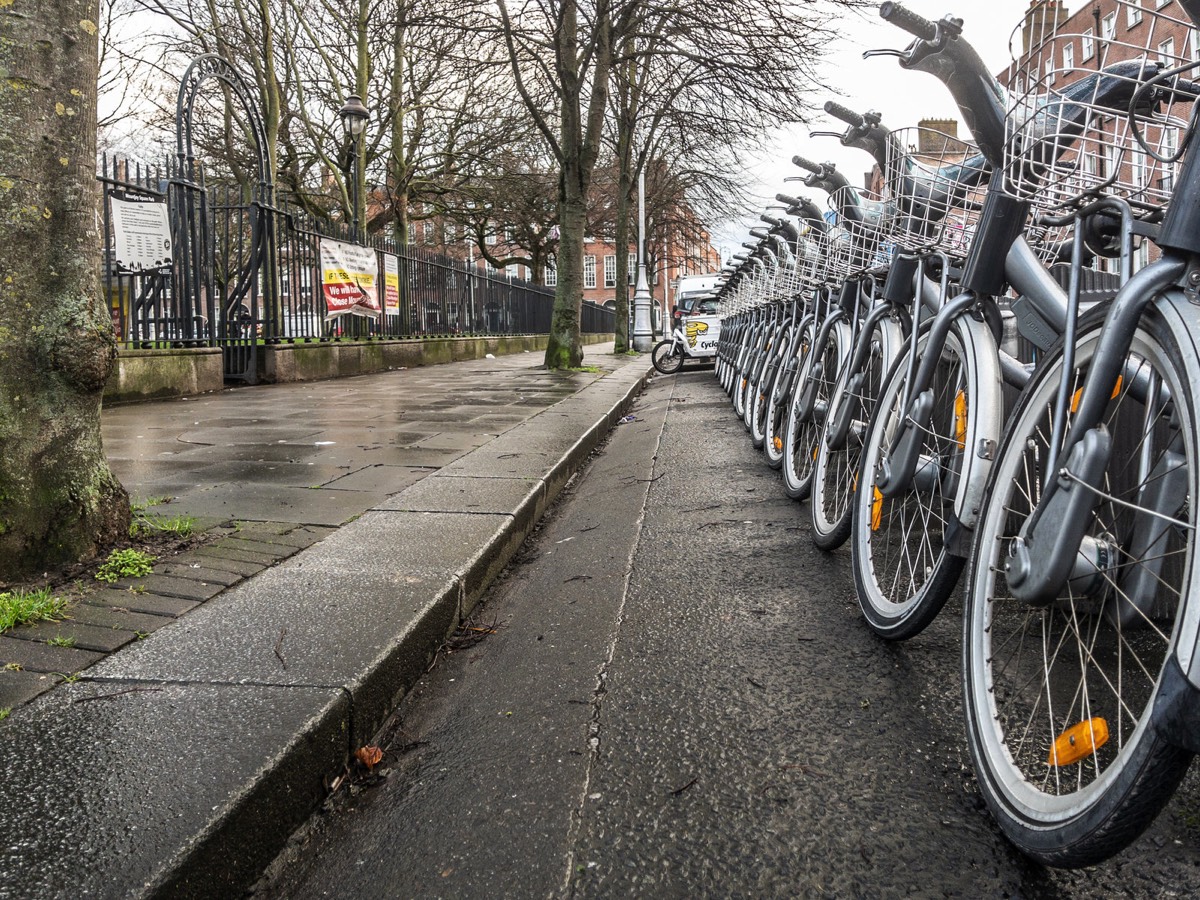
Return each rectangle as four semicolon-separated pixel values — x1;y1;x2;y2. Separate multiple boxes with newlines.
355;745;383;771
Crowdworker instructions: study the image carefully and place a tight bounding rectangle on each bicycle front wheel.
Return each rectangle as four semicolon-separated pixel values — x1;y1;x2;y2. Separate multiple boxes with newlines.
851;326;969;639
963;305;1196;867
811;317;899;551
652;340;684;375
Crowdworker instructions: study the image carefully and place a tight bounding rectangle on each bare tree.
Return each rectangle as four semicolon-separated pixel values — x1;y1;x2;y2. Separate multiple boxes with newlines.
0;0;131;578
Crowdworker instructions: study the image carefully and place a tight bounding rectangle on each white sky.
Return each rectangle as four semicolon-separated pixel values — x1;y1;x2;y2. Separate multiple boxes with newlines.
712;0;1031;259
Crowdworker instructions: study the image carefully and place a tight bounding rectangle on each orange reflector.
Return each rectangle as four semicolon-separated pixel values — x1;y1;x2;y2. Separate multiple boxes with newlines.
812;445;819;460
871;487;883;531
1047;718;1109;767
773;436;783;452
954;390;967;448
1069;378;1123;415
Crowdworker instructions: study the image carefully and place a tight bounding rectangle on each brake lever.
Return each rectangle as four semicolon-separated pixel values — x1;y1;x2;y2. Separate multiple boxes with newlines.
808;130;843;139
862;48;908;60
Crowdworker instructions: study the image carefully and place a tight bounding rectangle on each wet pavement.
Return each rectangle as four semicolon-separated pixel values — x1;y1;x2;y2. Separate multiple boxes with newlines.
254;368;1200;900
0;343;652;900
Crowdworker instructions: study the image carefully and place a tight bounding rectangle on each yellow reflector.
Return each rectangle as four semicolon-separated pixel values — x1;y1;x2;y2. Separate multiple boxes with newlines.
871;487;883;531
1047;718;1109;767
773;436;783;452
954;390;967;448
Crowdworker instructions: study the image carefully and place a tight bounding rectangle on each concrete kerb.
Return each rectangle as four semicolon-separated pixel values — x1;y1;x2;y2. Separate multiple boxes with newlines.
6;358;654;900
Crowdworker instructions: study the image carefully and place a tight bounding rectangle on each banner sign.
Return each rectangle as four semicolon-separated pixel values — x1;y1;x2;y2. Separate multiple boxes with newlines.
382;252;400;313
320;238;380;317
683;314;721;357
109;194;172;272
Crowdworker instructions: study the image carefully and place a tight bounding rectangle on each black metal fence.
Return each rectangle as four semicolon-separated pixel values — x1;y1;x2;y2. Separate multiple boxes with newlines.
98;155;615;380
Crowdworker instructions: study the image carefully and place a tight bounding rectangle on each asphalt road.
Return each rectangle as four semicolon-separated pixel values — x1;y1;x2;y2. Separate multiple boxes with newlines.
254;366;1200;899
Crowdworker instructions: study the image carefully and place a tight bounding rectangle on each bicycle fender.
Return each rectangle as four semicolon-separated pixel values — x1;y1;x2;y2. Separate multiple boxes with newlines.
951;314;1003;530
1152;290;1200;691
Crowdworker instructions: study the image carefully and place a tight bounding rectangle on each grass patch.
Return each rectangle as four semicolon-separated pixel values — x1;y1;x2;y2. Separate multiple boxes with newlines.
0;708;10;722
130;514;197;539
46;636;76;649
568;364;603;374
130;495;173;515
0;587;68;634
95;548;156;584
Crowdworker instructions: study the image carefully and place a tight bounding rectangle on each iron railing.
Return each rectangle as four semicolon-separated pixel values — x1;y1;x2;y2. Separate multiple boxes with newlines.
99;155;615;379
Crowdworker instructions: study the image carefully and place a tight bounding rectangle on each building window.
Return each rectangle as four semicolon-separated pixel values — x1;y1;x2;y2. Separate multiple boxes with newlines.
506;263;518;279
1192;28;1200;63
627;256;636;285
1159;37;1175;66
603;255;616;288
422;220;434;244
485;224;497;245
1158;0;1171;8
1082;28;1094;61
1131;149;1150;192
1101;11;1116;42
544;262;557;286
1127;0;1143;28
1062;41;1074;72
583;255;597;289
1162;127;1179;191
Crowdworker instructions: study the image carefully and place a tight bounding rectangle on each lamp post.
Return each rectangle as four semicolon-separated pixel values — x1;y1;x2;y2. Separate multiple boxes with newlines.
339;94;370;242
632;169;654;351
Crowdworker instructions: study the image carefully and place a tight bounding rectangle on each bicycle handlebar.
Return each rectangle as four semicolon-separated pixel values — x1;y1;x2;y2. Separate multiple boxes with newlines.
876;3;1007;167
879;1;936;40
792;154;821;173
823;100;864;128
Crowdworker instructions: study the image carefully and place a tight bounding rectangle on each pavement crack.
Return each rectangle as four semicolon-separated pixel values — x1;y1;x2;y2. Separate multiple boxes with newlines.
559;371;671;900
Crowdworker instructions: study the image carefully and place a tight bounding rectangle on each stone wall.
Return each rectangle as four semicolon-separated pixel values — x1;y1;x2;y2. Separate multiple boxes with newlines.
105;334;616;404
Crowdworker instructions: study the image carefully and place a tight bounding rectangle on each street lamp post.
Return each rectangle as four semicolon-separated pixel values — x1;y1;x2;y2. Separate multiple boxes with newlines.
339;94;370;242
632;169;654;352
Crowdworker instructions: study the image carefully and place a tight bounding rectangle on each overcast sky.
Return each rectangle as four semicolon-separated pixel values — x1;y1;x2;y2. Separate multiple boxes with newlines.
711;0;1031;259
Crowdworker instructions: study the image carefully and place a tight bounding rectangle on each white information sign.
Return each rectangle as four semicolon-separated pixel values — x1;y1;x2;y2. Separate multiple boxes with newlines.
109;195;172;272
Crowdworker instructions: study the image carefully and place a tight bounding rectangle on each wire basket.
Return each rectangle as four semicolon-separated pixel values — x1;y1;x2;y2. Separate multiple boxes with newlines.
826;186;892;279
792;225;831;291
1002;0;1196;213
882;127;988;256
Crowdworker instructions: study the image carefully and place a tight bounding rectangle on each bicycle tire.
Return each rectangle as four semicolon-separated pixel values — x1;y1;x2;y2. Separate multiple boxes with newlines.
963;304;1196;868
851;327;968;639
651;340;685;375
811;317;899;551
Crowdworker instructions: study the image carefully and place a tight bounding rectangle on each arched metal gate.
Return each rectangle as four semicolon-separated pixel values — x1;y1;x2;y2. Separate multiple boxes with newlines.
172;54;277;384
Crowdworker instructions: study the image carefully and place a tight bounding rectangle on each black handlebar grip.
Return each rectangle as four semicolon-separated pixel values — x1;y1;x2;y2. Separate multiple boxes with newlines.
760;214;783;226
775;193;802;207
879;2;937;40
823;100;864;128
792;154;821;173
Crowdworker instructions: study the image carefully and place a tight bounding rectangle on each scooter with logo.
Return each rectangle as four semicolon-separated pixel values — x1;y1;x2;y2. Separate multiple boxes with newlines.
651;312;720;374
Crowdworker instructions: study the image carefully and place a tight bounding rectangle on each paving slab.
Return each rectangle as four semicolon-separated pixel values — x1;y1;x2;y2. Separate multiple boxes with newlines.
0;681;348;900
3;619;137;654
319;464;433;493
158;483;387;526
65;603;175;636
0;636;104;674
84;589;201;618
0;670;62;708
374;474;544;517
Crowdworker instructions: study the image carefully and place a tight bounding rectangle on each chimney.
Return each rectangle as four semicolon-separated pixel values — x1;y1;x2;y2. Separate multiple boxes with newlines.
916;118;959;155
1022;0;1069;55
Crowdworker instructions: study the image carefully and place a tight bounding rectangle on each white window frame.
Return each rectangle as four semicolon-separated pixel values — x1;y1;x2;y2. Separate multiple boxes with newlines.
1062;41;1074;72
1101;11;1116;42
1159;37;1176;66
583;255;597;289
627;256;637;285
506;262;518;279
603;254;616;288
544;262;557;286
1162;127;1179;191
1082;28;1095;61
1127;1;1143;27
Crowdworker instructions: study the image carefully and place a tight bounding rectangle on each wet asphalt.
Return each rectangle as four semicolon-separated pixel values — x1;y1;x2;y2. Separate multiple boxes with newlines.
254;366;1200;899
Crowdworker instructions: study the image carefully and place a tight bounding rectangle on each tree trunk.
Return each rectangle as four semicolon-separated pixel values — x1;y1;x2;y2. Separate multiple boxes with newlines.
612;173;633;354
0;0;130;579
546;172;585;368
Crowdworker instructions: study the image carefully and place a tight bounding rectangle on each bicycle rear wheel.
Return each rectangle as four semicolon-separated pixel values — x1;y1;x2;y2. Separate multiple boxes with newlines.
963;304;1196;867
651;340;684;375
